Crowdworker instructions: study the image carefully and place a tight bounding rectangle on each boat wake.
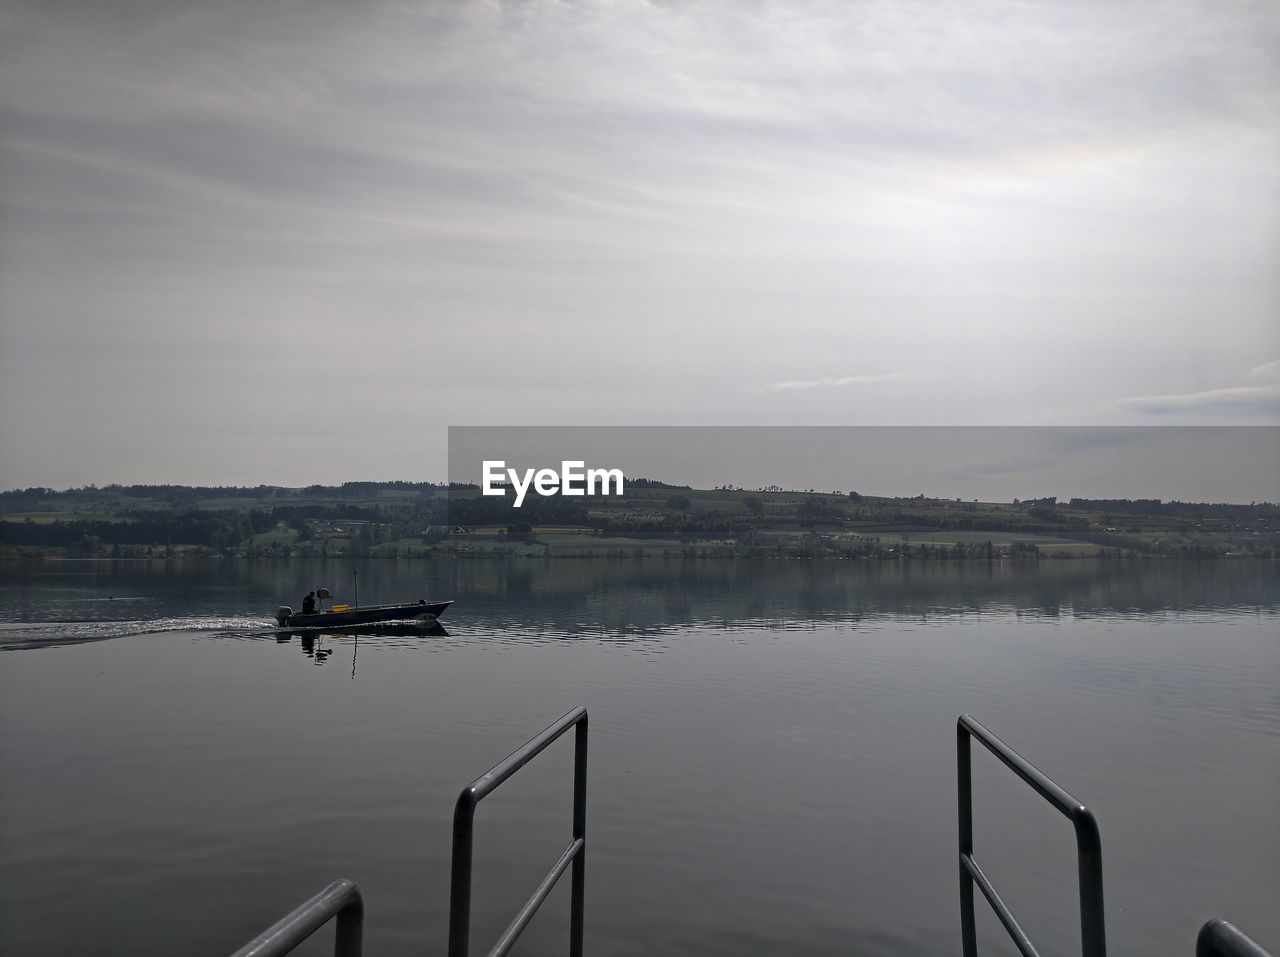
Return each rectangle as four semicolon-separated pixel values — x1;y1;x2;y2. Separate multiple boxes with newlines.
0;617;275;651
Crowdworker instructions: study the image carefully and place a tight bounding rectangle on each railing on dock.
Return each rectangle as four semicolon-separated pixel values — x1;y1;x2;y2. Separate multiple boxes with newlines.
228;878;364;957
226;708;1274;957
957;714;1106;957
449;705;589;957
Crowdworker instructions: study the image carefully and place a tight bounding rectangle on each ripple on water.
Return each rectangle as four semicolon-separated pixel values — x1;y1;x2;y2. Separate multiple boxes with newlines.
0;617;274;650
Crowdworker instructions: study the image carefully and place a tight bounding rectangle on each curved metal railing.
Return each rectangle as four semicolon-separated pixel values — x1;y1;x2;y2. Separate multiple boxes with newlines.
228;878;364;957
957;714;1106;957
223;710;1273;957
448;706;589;957
1198;920;1275;957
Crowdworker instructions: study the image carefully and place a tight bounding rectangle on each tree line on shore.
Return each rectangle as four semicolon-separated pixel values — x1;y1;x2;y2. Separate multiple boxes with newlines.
1;482;1276;559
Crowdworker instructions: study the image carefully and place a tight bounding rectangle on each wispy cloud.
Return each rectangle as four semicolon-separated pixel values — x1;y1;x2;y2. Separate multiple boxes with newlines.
1115;383;1280;418
751;373;935;394
1111;360;1280;422
1249;359;1280;379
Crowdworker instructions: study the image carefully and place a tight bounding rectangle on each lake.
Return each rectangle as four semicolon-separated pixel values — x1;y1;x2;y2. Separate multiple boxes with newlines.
0;558;1276;957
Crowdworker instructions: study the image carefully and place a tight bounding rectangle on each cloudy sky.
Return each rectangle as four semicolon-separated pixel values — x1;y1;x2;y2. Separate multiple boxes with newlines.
1;0;1277;491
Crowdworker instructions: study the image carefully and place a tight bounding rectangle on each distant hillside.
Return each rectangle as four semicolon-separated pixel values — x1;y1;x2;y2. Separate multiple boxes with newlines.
1;481;1276;560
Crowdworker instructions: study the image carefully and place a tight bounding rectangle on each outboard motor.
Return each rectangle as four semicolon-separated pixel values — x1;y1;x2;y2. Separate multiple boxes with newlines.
275;606;293;627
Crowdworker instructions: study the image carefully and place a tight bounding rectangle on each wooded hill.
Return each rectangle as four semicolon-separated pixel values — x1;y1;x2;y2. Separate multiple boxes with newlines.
1;481;1276;559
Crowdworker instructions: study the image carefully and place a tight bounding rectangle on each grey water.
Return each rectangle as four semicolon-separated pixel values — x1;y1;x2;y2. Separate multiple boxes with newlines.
0;558;1276;957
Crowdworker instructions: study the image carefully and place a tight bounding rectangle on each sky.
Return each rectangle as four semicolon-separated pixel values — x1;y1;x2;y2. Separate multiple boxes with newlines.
1;0;1277;494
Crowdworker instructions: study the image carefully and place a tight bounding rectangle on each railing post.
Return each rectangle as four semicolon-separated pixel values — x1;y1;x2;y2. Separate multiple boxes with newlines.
957;715;1108;957
570;714;589;957
449;790;477;957
1074;809;1106;957
957;722;976;957
334;890;364;957
445;707;588;957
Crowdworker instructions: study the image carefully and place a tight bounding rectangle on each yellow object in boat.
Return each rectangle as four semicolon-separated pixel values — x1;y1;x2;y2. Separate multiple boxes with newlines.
329;603;350;613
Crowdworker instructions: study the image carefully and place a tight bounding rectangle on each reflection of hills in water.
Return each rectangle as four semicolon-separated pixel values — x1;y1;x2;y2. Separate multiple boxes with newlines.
446;559;1280;634
1;559;1274;648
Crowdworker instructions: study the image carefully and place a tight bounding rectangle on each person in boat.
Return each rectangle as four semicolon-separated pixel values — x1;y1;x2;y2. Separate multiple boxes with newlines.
301;591;317;615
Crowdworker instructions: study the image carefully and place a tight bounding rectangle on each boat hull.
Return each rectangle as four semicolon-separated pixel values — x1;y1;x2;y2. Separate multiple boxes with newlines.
278;620;449;640
277;600;452;629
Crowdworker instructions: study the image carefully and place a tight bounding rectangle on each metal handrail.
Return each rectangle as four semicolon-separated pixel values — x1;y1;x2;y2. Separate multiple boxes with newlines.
1198;920;1276;957
228;878;364;957
958;714;1106;957
222;712;1271;957
448;706;589;957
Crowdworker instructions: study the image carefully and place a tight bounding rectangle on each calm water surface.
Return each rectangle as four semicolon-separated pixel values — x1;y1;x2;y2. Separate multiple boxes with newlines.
0;558;1276;957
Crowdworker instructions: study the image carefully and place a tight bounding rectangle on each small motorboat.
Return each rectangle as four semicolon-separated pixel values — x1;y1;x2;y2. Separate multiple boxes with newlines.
275;598;452;629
